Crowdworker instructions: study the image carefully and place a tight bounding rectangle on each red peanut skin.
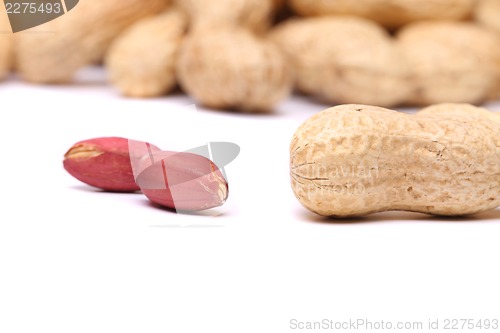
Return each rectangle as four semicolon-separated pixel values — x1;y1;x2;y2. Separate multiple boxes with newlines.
136;151;228;211
63;137;159;192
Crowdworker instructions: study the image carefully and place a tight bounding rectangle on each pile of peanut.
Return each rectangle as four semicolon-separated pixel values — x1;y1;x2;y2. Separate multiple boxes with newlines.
1;0;500;112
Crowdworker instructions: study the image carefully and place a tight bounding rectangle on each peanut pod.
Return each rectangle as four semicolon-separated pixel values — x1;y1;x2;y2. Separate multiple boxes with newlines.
290;104;500;217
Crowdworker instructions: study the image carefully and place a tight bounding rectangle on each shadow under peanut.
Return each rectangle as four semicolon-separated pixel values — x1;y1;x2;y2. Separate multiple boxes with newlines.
68;184;140;194
296;207;500;224
69;185;231;217
139;199;230;218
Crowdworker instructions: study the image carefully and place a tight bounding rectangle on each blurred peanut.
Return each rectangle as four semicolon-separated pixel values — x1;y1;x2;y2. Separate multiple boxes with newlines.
175;0;276;34
0;9;13;81
418;103;500;124
271;17;412;107
397;21;500;105
106;9;188;98
289;0;476;28
14;0;170;83
176;27;292;112
475;0;500;35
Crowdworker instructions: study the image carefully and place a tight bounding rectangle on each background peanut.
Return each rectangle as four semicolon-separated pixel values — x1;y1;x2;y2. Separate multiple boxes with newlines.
174;0;276;34
288;0;476;28
396;21;500;106
106;8;188;98
2;0;500;111
176;27;292;112
0;9;13;82
14;0;170;83
418;103;500;124
475;0;500;36
271;17;413;107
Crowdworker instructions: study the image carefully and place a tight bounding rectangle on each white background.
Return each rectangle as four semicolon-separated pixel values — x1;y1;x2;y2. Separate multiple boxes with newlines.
0;68;499;333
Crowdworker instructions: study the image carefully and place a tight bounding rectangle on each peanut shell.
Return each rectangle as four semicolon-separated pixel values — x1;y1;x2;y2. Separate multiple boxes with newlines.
106;9;188;98
289;0;476;28
14;0;170;83
271;17;412;107
397;21;500;105
175;0;275;34
290;104;500;217
475;0;500;35
0;9;13;81
176;27;292;113
418;103;500;124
